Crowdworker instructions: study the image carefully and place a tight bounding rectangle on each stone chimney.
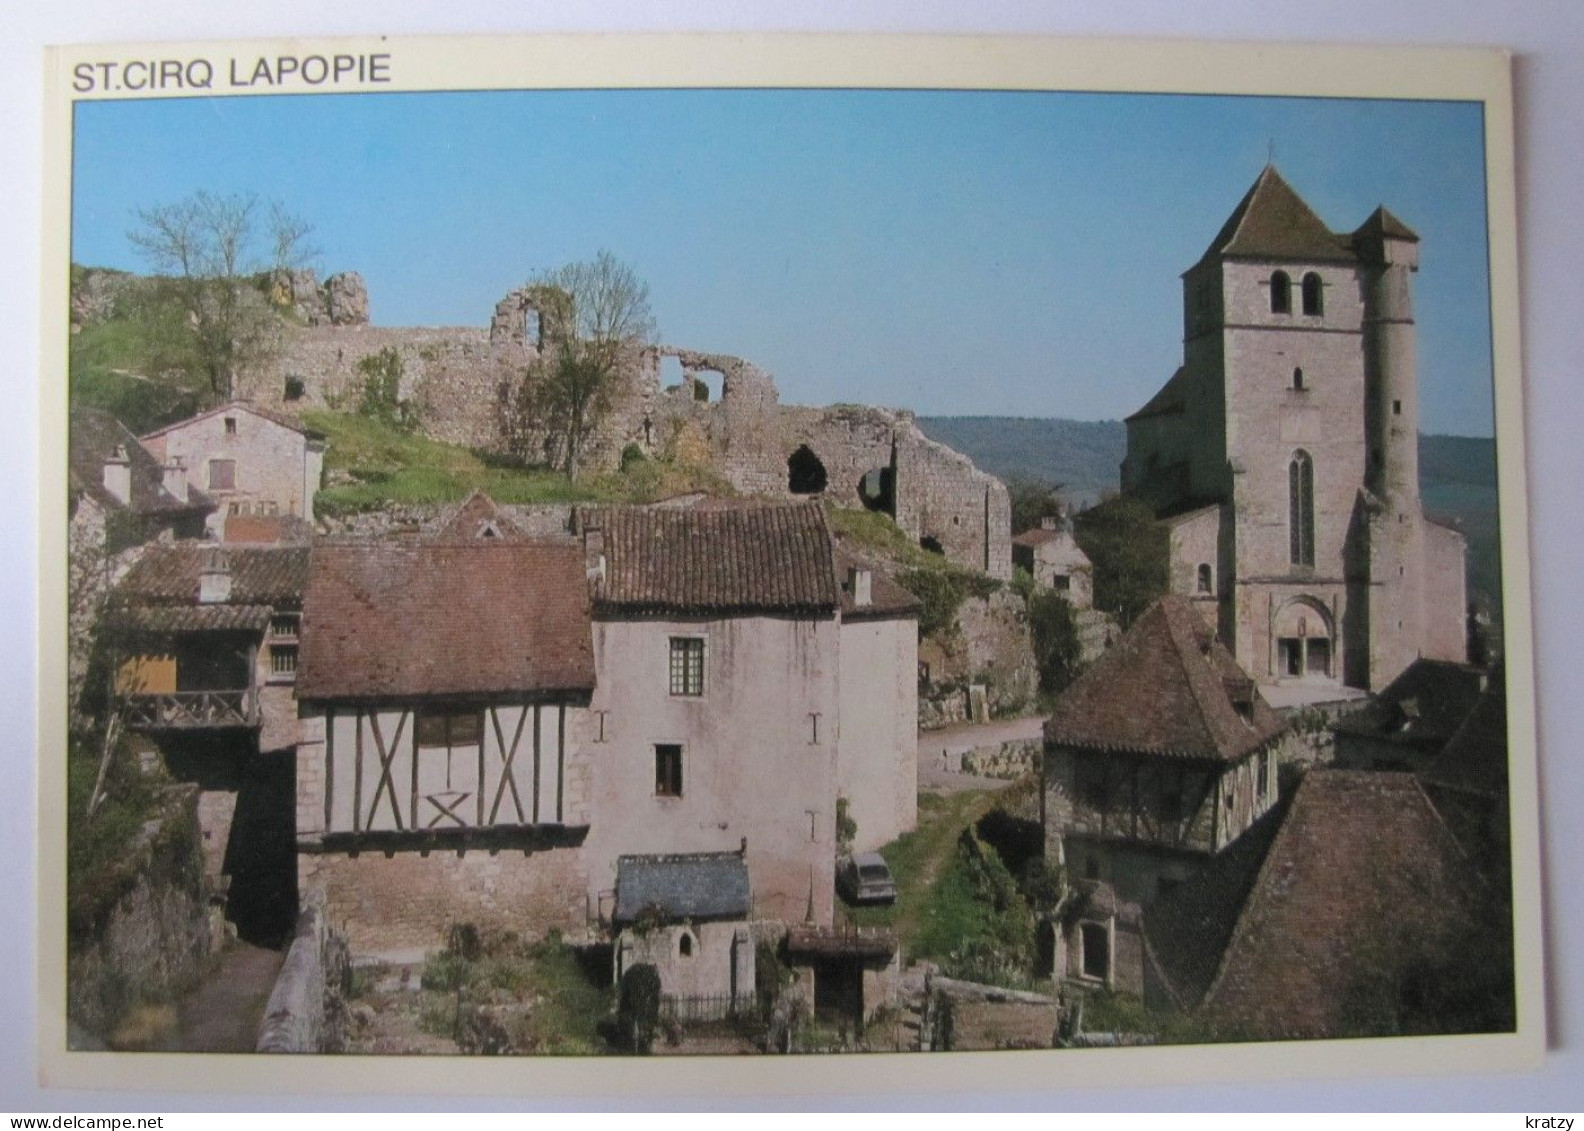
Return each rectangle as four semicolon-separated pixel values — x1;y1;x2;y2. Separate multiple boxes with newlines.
584;526;606;585
102;445;132;506
161;457;187;502
848;566;872;608
199;547;232;604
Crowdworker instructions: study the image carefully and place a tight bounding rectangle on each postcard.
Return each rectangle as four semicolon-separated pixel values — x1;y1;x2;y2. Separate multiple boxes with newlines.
37;32;1541;1098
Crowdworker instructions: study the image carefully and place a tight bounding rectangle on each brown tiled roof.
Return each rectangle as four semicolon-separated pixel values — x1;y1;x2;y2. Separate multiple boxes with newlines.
434;490;526;541
1125;367;1190;423
1333;658;1487;753
69;407;214;516
298;541;594;700
1044;595;1283;761
114;545;309;609
833;551;921;621
583;501;840;616
107;603;275;635
1199;165;1358;265
1199;771;1484;1040
1354;205;1420;244
1011;527;1062;547
1141;796;1290;1010
140;400;322;441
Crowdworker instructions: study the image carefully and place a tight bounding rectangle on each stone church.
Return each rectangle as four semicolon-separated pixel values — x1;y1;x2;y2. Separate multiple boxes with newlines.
1122;166;1467;697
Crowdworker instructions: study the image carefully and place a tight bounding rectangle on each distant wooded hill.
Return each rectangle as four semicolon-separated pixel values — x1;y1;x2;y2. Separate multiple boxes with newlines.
918;416;1504;623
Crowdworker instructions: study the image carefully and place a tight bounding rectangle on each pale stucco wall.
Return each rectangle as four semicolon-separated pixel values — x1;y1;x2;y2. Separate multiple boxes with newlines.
144;408;316;522
582;615;841;928
1423;519;1470;663
836;614;917;854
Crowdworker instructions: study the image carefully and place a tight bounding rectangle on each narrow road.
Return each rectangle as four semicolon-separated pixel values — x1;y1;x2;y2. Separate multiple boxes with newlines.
158;941;285;1053
917;714;1045;793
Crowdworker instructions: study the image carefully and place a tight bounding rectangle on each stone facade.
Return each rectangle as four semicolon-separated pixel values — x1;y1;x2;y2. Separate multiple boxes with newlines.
1122;167;1467;694
613;921;755;1004
141;403;326;527
236;282;1012;578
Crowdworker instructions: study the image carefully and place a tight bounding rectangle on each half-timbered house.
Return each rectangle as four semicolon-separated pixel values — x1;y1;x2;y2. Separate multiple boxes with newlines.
1042;595;1288;906
293;539;598;951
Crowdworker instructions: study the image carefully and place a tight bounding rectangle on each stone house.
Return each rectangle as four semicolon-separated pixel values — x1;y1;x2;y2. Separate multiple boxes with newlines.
106;543;309;943
1012;517;1093;609
1332;657;1490;772
1042;595;1287;907
68;407;216;715
611;852;757;1012
140;401;327;530
1121;165;1467;698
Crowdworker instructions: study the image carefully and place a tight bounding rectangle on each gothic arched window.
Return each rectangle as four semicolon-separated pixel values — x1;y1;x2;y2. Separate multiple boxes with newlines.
1289;450;1315;566
1301;272;1324;316
1270;271;1292;315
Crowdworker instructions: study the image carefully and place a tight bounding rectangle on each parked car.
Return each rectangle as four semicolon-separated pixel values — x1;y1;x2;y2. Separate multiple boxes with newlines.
837;852;898;906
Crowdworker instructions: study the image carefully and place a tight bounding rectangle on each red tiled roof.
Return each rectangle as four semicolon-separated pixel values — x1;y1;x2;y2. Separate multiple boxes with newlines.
298;541;595;700
583;501;840;617
1044;595;1283;761
1199;165;1358;265
1199;771;1487;1040
1333;658;1487;752
1421;674;1509;803
114;545;309;609
223;514;314;545
833;550;921;621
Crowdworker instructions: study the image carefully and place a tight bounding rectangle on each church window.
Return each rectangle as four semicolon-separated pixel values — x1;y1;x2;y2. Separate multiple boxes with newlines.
1288;450;1315;566
679;932;693;958
1197;563;1213;594
1301;272;1324;316
1292;367;1305;391
1393;399;1403;416
1270;271;1292;315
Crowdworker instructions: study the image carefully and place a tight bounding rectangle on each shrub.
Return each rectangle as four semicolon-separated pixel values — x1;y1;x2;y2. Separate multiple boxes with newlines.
618;964;663;1054
1027;588;1083;695
619;442;648;471
835;796;857;856
357;347;417;431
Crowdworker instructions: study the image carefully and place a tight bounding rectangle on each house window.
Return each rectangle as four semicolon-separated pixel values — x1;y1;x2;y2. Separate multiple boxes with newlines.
1197;563;1213;594
1080;922;1110;981
678;932;693;958
269;614;299;639
224;416;238;435
1257;750;1271;798
1301;272;1324;316
655;744;683;798
1053;574;1071;592
668;637;705;696
269;645;298;678
209;459;236;491
1270;271;1292;314
415;709;482;750
1288;450;1315;566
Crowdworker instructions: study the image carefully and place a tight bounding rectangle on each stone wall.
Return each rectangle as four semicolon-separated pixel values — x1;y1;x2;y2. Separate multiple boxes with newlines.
256;893;351;1053
245;283;1013;578
67;785;212;1042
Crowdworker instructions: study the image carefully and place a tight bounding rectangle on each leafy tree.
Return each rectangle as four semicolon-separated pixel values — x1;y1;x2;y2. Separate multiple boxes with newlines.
357;347;417;431
127;191;315;398
522;250;656;480
1006;475;1066;535
1073;495;1169;627
1027;588;1083;695
617;963;663;1053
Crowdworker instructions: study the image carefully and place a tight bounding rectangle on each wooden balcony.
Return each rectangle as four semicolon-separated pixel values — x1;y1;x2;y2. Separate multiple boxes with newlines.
121;689;260;731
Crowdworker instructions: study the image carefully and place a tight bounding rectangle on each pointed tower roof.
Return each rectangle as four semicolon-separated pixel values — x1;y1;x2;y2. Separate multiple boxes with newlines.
1352;205;1421;244
1199;165;1358;265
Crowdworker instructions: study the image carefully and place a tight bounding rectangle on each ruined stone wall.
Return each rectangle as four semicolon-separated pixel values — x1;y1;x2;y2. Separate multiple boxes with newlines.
256;893;351;1053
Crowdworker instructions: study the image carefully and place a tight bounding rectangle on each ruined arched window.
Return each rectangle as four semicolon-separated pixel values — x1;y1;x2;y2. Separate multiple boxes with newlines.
787;445;828;495
857;467;894;515
920;535;945;556
1301;272;1324;316
1289;450;1315;567
679;932;693;958
1197;563;1213;594
1270;271;1292;315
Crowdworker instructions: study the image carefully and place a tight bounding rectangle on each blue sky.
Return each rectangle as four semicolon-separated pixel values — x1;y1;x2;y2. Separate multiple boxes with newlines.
71;89;1494;435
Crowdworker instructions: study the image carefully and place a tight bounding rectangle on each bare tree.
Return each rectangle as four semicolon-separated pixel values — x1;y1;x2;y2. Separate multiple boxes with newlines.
127;191;316;399
533;250;657;480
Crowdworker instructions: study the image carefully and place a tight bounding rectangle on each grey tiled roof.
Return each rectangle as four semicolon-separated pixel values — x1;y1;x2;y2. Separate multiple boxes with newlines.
614;852;752;924
107;603;275;634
